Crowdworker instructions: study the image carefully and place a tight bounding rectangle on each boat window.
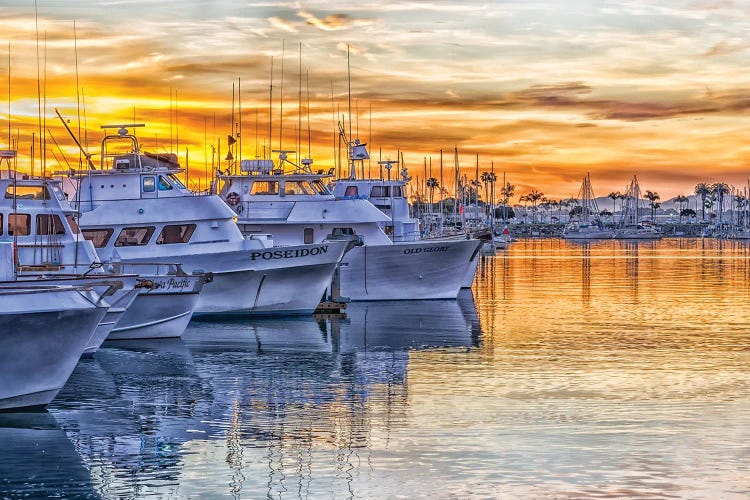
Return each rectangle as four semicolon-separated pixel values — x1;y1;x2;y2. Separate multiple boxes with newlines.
36;214;66;235
250;181;278;195
392;186;403;197
304;227;314;244
0;213;3;235
114;226;156;246
142;176;156;192
156;224;196;244
332;227;355;236
283;181;313;195
82;228;114;248
167;174;186;189
344;185;358;196
7;213;30;236
370;186;390;197
4;185;50;200
311;180;329;195
158;176;173;191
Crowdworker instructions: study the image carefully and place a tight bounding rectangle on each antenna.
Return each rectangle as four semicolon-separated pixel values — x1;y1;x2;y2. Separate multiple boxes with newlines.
347;45;352;148
43;29;47;176
74;20;82;170
306;70;311;159
175;90;179;161
268;57;273;159
34;0;42;176
6;41;10;150
169;87;173;153
330;81;336;177
238;77;242;168
279;40;285;150
298;42;302;160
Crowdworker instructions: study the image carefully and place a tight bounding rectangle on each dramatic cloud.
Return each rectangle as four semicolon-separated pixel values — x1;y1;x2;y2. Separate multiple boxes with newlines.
3;0;750;200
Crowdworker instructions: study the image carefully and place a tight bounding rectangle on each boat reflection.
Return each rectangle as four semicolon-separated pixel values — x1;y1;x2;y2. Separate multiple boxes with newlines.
0;412;96;498
45;293;482;497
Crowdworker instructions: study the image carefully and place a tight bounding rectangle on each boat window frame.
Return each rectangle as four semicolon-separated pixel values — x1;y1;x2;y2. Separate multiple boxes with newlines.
158;176;173;191
81;228;114;248
4;185;50;200
311;180;329;195
36;213;67;236
142;176;156;193
167;173;186;189
114;226;156;247
7;213;30;236
283;180;314;196
156;223;197;244
250;180;279;196
304;227;314;244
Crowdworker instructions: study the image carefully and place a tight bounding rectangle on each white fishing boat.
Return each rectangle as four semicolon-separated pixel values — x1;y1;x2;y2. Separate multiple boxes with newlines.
217;146;480;301
0;172;203;343
65;124;347;315
562;173;614;240
0;284;109;410
614;175;662;240
326;158;483;289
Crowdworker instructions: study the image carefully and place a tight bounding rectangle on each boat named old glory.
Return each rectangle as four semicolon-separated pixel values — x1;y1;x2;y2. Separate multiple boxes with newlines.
216;139;480;301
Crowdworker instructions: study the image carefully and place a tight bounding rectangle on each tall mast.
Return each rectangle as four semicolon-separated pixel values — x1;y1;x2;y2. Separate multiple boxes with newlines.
279;40;285;150
268;57;273;159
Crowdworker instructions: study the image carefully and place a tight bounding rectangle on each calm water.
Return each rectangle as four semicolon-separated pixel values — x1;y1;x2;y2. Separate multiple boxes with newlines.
2;238;749;498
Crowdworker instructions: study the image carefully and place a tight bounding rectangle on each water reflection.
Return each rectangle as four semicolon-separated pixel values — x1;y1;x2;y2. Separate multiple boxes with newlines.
7;239;750;497
0;412;97;498
45;293;480;498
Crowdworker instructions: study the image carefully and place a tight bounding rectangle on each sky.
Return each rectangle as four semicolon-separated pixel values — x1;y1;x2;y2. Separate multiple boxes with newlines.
2;0;750;201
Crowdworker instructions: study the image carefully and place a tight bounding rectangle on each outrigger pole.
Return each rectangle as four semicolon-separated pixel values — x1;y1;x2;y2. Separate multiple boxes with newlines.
54;108;96;169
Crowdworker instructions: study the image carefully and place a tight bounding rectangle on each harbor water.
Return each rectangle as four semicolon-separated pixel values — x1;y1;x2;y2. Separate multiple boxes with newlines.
2;238;749;498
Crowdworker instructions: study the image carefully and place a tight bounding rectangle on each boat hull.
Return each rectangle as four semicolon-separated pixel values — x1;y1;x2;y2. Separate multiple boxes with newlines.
106;275;204;340
132;242;347;316
462;248;481;288
0;287;107;411
338;239;481;301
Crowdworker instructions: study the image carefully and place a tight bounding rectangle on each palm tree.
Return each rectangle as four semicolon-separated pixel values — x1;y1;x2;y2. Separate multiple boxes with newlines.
608;191;621;215
425;177;439;209
695;182;711;221
711;182;729;224
500;181;515;222
644;190;660;222
480;172;491;209
526;189;544;223
674;195;689;223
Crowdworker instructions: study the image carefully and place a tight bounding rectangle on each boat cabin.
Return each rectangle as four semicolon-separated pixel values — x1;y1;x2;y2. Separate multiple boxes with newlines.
0;173;99;272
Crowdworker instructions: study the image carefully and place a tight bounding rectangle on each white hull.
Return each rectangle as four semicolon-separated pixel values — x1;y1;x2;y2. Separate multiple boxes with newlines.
0;287;108;410
123;242;346;315
194;260;337;315
1;275;140;356
462;247;481;288
338;239;481;301
107;275;204;340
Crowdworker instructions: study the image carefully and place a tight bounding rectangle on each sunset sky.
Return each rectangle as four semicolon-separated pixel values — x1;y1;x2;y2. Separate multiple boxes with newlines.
2;0;750;201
